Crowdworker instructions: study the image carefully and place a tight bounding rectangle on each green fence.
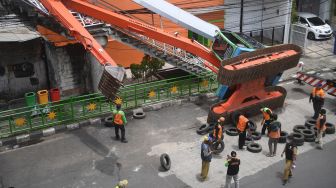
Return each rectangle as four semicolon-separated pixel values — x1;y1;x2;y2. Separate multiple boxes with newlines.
0;73;218;138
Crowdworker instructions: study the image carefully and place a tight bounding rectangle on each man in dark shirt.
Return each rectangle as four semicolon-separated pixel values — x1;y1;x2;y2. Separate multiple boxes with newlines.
200;136;212;181
225;151;240;188
281;138;298;185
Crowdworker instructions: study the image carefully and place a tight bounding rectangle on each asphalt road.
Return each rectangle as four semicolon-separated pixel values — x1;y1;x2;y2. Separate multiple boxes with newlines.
239;140;336;188
0;79;335;188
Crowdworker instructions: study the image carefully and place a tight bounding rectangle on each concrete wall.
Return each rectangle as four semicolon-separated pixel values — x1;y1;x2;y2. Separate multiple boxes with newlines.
44;42;91;97
224;0;290;43
0;39;48;101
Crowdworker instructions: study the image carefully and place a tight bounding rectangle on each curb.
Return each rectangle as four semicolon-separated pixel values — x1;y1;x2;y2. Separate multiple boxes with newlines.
0;93;216;149
0;118;101;148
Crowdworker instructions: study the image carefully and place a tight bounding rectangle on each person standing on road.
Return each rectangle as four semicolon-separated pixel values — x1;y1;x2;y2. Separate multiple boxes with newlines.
212;117;225;141
267;114;281;157
281;138;298;185
112;104;128;143
260;107;273;135
315;109;327;149
236;114;250;150
309;83;325;119
224;151;240;188
200;136;212;181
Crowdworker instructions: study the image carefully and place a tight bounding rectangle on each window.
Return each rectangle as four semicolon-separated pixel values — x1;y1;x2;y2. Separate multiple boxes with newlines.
307;17;325;26
299;17;308;25
188;30;209;47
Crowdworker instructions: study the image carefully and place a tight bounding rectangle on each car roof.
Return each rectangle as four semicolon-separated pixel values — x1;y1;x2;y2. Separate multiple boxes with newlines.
297;12;318;18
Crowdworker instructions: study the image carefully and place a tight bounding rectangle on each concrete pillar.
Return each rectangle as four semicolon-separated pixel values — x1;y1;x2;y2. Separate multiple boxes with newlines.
283;0;292;44
88;35;108;93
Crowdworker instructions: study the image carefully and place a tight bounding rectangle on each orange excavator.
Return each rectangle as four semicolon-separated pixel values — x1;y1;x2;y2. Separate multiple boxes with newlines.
4;0;302;123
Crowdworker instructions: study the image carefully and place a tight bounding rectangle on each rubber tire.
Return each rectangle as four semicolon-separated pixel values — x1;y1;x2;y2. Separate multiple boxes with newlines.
104;116;114;127
226;127;239;136
325;122;335;134
305;119;316;129
160;153;171;171
308;32;315;40
300;129;315;139
133;111;146;119
196;124;210;135
248;121;257;132
211;140;225;154
251;131;261;141
289;132;304;145
293;125;307;133
279;131;288;143
304;137;315;142
247;143;262;153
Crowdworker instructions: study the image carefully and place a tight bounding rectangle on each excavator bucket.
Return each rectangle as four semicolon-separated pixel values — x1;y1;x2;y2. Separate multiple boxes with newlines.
98;66;126;101
207;44;302;124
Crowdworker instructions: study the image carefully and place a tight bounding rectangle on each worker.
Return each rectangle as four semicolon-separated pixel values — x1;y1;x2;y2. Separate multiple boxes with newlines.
200;136;212;181
236;114;250;150
260;107;273;135
281;137;298;185
112;104;128;143
115;179;128;188
224;151;240;188
267;114;281;157
315;109;327;149
309;83;325;119
212;117;225;141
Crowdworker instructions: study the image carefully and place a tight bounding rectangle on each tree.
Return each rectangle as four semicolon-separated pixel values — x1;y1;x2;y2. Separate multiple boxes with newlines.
130;64;142;82
130;55;165;82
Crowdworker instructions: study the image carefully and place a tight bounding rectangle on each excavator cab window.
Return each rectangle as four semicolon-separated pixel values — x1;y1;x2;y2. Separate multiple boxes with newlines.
212;34;235;61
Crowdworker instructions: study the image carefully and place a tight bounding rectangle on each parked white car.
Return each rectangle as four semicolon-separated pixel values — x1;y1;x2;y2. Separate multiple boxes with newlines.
297;12;333;40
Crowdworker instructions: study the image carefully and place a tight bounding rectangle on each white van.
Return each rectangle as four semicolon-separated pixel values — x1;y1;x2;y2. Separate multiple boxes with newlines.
297;12;333;40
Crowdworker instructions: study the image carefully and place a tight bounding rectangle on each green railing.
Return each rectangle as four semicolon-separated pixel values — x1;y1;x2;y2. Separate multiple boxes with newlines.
0;73;218;138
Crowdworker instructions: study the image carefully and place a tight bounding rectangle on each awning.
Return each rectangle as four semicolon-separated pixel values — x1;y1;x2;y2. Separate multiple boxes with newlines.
132;0;220;40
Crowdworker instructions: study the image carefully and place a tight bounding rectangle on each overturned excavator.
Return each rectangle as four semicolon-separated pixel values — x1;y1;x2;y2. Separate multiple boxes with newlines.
2;0;302;123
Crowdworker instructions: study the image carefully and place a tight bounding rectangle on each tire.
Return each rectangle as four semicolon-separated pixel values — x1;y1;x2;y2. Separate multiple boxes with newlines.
196;124;210;135
226;127;239;136
311;127;326;137
289;132;304;145
293;125;307;133
211;140;225;154
248;121;257;132
104;116;114;127
308;32;315;40
300;129;315;139
305;119;316;129
251;131;261;141
325;122;335;134
247;143;262;153
279;131;288;143
160;153;171;171
304;137;315;142
133;111;146;119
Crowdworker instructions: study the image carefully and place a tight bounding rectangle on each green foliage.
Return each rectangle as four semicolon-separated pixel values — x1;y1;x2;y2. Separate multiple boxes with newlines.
130;55;165;82
291;0;298;23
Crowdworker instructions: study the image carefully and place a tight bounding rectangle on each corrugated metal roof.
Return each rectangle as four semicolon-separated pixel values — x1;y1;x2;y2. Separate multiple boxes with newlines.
0;14;40;42
132;0;220;40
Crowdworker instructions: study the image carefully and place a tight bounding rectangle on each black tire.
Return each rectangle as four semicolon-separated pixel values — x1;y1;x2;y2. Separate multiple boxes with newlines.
104;116;114;127
251;131;261;141
226;127;239;136
293;125;307;133
304;137;315;142
247;143;262;153
248;121;257;132
308;32;315;40
196;124;210;135
160;153;171;171
300;129;315;139
305;119;316;128
211;140;225;154
289;132;304;145
279;131;288;143
133;111;146;119
296;140;304;146
325;122;335;134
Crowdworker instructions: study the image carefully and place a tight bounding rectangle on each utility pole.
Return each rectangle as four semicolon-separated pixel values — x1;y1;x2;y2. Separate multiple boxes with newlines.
240;0;244;32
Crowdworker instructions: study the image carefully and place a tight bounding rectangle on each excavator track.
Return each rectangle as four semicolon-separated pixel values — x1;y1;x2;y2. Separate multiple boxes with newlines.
218;44;302;85
207;44;302;124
